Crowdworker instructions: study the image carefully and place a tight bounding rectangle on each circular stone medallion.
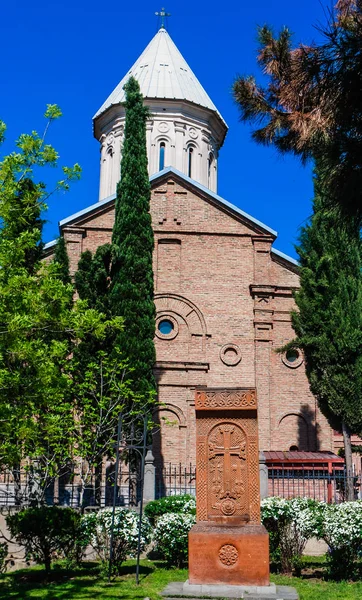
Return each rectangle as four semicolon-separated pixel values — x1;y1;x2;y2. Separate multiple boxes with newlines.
220;344;242;366
158;121;170;133
221;498;236;516
219;544;239;567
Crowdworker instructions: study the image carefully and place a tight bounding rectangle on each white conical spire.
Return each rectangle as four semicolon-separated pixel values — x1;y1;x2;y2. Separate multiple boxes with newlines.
94;28;225;124
94;27;228;200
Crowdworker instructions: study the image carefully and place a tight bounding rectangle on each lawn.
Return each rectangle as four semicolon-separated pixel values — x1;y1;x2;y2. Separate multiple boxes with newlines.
0;558;361;600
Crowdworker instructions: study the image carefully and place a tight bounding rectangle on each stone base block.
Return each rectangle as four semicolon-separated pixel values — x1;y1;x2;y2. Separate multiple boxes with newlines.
188;523;270;586
161;581;299;599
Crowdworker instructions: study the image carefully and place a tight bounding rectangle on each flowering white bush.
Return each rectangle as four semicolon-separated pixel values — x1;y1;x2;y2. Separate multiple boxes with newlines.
319;501;362;579
80;508;151;574
153;512;196;567
181;496;196;514
144;494;196;525
261;497;322;574
322;501;362;550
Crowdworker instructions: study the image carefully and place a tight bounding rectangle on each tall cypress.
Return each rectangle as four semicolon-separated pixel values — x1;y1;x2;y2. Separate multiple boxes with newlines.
53;236;71;285
76;244;112;314
110;77;156;396
290;165;362;500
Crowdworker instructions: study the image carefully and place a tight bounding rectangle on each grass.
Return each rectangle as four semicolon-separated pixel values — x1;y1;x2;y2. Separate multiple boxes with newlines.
0;557;361;599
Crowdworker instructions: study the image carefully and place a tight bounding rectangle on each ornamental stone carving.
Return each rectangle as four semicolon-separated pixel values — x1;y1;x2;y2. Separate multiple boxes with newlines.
189;127;198;139
195;389;257;411
219;544;239;567
208;423;248;519
158;121;170;133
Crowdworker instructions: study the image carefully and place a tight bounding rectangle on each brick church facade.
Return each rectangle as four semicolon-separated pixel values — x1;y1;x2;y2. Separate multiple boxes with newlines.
45;26;340;472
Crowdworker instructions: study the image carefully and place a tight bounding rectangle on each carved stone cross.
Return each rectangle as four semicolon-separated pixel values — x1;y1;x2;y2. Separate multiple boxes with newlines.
209;425;246;499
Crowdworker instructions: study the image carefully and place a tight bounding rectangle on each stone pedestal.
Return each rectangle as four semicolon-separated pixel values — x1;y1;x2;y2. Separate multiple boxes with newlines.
189;389;269;587
188;522;269;586
162;388;298;599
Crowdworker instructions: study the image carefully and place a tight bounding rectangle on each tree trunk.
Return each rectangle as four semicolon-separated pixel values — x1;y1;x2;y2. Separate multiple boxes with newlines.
342;420;354;501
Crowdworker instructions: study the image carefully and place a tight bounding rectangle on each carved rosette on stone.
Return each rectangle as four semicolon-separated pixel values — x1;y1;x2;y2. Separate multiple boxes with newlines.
194;388;260;524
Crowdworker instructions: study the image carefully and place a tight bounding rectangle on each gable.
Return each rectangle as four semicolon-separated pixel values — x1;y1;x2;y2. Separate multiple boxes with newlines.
150;170;276;238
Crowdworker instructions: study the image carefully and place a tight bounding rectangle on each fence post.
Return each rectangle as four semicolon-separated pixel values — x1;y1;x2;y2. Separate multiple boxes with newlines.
259;451;268;500
143;449;156;503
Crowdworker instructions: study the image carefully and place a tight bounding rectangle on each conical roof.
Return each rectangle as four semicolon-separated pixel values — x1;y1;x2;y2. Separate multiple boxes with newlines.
94;28;225;124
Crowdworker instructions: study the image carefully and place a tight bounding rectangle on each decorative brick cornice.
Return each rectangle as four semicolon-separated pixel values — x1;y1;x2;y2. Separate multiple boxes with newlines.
195;388;257;411
154;361;209;372
250;284;298;299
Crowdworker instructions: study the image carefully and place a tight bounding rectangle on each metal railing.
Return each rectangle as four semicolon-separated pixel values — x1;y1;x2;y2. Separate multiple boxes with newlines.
0;468;140;509
268;463;362;503
156;463;196;498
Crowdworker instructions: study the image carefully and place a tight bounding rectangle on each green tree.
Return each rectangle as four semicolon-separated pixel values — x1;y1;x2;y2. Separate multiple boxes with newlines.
66;347;138;507
75;244;112;315
288;166;362;500
233;0;362;219
53;236;71;285
0;107;116;503
110;77;156;398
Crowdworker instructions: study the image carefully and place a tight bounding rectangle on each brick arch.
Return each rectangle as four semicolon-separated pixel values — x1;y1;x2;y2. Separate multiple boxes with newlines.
154;293;208;338
153;403;187;429
152;403;187;470
278;413;310;451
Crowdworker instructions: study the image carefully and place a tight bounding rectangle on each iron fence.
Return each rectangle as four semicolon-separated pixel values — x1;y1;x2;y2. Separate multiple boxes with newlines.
156;463;196;498
268;463;362;503
0;467;140;509
2;462;360;508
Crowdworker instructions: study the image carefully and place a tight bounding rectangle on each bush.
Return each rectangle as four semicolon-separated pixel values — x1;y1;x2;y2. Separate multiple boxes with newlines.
80;508;151;575
0;542;8;573
144;494;196;526
261;497;322;574
6;506;81;574
321;501;362;580
153;512;195;567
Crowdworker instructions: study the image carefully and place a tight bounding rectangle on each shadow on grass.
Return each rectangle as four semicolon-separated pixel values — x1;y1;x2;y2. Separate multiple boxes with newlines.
0;561;156;600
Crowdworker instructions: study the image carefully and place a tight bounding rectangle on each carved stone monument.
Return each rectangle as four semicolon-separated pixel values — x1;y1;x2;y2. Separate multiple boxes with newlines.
188;388;269;586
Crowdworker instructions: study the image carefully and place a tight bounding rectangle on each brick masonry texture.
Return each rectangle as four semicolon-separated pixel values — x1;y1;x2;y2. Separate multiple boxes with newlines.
54;173;334;469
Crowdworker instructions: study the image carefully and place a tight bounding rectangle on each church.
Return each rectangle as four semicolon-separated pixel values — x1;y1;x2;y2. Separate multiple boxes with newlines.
45;25;344;477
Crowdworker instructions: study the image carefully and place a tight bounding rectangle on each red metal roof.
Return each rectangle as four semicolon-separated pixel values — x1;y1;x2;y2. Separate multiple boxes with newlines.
264;451;344;464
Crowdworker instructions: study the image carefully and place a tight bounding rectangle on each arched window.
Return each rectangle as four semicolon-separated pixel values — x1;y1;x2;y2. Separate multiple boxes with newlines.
188;147;194;178
105;146;114;197
208;153;214;185
159;142;165;171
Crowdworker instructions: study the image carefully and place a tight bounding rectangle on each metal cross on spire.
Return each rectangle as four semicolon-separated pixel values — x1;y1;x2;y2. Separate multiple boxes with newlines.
155;7;171;29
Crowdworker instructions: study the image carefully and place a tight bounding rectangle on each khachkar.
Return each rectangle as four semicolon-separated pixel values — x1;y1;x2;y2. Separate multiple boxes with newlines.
188;388;269;586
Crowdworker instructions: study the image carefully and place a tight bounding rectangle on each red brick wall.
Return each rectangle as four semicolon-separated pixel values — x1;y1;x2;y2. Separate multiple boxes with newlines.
57;174;334;468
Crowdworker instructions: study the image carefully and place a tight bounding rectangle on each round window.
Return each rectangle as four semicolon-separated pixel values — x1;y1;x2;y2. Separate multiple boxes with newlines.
158;319;174;336
282;348;303;368
286;349;299;363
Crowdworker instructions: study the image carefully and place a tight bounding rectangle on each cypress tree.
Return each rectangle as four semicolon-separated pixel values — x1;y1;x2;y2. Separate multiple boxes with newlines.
290;165;362;500
53;236;71;285
110;77;156;396
75;244;112;314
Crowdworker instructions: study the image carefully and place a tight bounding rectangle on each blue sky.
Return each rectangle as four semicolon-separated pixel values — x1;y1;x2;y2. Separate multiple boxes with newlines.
0;0;331;258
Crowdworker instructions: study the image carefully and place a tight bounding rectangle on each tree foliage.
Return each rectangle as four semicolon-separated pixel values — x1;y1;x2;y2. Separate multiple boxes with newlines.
110;77;156;397
233;0;362;218
0;107;121;501
53;236;71;285
291;167;362;431
287;165;362;498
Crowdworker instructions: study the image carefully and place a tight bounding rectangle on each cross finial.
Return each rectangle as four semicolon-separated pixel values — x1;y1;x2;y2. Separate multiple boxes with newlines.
155;7;171;29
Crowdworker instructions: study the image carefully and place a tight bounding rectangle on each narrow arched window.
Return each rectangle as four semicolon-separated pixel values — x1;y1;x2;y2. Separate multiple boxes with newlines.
208;152;214;187
188;147;193;178
159;142;165;171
